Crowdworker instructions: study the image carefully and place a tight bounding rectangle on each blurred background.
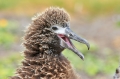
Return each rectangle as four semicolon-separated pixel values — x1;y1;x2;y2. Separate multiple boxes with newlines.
0;0;120;79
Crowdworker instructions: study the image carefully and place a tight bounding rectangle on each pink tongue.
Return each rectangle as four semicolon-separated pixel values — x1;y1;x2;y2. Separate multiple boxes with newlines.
65;37;73;48
58;34;73;48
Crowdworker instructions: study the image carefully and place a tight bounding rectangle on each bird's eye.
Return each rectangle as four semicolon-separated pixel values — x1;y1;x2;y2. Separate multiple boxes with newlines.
52;27;58;30
69;33;73;36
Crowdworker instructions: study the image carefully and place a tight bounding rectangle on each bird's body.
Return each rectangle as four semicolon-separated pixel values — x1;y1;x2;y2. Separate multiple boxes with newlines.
11;52;78;79
113;66;120;79
11;7;89;79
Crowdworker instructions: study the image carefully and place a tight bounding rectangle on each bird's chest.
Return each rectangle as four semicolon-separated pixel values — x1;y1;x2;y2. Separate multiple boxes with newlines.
16;54;78;79
36;55;79;79
35;55;72;79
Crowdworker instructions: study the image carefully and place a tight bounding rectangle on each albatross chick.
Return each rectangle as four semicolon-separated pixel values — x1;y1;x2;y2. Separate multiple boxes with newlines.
10;7;90;79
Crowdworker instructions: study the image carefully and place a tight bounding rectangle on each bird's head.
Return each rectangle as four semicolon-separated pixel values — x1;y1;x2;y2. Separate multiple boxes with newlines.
26;7;90;60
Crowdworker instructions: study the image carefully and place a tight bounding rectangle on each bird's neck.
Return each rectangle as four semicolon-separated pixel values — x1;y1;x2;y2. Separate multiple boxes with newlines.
21;47;78;79
21;41;79;79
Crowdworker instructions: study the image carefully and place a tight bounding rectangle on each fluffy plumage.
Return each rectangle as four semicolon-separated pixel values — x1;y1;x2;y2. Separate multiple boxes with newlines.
10;7;81;79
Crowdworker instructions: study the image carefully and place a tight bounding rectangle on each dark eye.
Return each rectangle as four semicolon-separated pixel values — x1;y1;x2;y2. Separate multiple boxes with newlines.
52;27;58;30
69;33;73;36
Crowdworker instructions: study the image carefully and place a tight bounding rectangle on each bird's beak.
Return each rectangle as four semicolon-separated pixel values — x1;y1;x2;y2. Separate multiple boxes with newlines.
58;27;90;60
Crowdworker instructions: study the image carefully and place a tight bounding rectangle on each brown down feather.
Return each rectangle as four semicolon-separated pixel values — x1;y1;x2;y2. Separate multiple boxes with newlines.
10;7;80;79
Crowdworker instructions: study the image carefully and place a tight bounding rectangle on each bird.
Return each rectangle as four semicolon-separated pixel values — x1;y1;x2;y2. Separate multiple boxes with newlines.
113;66;120;79
10;7;90;79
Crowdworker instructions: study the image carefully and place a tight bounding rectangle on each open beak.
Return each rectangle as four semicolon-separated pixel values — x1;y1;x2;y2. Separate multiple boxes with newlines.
57;27;90;60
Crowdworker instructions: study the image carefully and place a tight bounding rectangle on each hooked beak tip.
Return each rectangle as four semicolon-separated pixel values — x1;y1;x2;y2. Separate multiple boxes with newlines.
83;39;90;50
87;44;90;50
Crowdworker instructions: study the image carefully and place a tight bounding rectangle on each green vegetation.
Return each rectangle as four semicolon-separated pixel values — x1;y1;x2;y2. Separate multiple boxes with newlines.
0;53;23;79
0;19;18;48
0;0;120;16
0;0;18;10
116;21;120;28
63;41;119;76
